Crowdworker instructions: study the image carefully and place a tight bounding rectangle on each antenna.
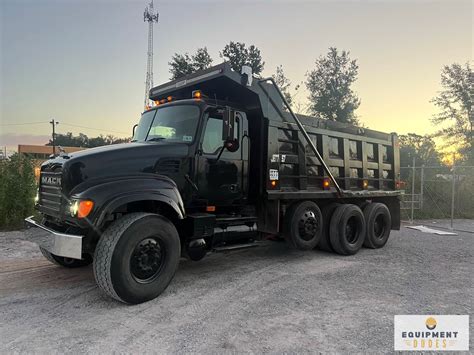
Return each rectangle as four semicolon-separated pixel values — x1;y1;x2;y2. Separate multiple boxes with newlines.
143;0;159;109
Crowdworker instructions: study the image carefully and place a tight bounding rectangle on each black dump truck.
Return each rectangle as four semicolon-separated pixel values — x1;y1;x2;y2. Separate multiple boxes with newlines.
26;62;401;304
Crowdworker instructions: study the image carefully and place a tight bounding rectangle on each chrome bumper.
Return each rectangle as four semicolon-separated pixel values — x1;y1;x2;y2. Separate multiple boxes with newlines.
24;216;83;259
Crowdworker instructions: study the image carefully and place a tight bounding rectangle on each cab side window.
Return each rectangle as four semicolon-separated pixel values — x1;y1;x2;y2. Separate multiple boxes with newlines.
202;117;223;154
202;114;240;156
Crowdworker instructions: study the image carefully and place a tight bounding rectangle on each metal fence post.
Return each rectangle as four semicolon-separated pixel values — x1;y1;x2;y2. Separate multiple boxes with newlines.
450;154;456;229
411;157;416;223
420;164;424;210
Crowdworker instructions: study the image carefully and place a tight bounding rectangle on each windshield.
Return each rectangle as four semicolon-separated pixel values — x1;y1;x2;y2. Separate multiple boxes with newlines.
132;105;200;143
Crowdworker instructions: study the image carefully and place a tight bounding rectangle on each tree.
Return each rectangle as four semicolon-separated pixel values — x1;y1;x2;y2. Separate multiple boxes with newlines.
399;133;442;169
192;47;213;71
0;154;36;229
47;132;130;148
220;41;264;75
431;62;473;162
272;65;294;105
168;47;213;80
306;47;360;125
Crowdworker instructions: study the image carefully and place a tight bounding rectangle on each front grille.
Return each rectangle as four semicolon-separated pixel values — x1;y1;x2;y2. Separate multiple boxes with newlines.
39;171;63;217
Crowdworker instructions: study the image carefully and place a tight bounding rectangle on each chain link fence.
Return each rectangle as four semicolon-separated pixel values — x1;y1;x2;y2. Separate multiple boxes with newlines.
400;162;474;230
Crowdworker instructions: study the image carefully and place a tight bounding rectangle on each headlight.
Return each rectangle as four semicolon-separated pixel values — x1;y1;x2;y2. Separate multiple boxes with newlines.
34;190;39;204
70;200;79;216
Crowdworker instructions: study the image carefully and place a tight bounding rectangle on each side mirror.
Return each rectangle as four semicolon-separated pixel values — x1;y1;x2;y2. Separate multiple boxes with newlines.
222;107;239;152
132;124;138;138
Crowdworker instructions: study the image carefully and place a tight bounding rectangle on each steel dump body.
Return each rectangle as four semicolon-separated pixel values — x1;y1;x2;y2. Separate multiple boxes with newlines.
150;62;401;200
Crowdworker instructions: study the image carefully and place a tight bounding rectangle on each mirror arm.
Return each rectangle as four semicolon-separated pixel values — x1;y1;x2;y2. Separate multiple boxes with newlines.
216;145;225;161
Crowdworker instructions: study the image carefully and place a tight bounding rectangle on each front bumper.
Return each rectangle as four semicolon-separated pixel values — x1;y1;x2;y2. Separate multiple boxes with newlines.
24;216;83;259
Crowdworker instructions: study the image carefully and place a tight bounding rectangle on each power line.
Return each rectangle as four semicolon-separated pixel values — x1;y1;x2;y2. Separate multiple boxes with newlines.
60;123;129;135
1;121;129;136
0;121;48;126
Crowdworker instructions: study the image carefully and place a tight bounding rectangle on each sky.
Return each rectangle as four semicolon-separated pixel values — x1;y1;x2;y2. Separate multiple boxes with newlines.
0;0;472;154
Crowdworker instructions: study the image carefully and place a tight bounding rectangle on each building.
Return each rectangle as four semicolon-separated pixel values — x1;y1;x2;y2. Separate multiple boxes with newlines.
18;144;85;160
18;144;86;179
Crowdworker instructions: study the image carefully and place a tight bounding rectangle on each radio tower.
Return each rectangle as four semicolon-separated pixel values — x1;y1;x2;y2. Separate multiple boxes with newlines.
143;0;159;109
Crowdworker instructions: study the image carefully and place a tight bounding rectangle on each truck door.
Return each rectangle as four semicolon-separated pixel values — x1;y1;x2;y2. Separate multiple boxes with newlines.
197;109;249;207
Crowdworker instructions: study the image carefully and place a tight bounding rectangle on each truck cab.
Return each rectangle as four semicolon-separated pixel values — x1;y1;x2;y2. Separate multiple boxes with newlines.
131;98;251;211
26;62;401;304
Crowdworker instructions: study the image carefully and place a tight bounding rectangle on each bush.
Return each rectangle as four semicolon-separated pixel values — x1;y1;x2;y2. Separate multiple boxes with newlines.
0;154;37;229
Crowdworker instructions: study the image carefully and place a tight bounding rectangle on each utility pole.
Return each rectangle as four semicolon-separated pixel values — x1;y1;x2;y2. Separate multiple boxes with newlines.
49;119;59;156
143;0;159;109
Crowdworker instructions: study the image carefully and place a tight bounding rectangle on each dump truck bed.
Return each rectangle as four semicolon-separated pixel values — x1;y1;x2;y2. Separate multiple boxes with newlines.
149;62;401;200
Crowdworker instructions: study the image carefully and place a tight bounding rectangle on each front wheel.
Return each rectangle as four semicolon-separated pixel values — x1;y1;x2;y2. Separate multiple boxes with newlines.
93;213;181;304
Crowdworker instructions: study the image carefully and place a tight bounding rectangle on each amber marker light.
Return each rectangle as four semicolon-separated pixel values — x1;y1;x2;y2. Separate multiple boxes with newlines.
77;200;94;219
167;96;173;102
362;179;369;189
192;90;202;99
322;178;331;190
270;180;277;188
154;100;160;106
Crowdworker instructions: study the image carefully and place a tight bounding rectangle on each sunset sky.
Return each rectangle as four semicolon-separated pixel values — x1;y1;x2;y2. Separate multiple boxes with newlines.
1;0;472;153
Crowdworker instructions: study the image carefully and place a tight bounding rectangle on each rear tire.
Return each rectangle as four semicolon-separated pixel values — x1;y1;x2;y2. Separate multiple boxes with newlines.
40;246;92;268
283;201;323;250
363;203;391;249
329;204;366;255
93;213;181;304
318;203;340;252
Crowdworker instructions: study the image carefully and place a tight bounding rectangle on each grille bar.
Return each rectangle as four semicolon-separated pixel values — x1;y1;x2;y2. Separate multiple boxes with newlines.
39;171;63;217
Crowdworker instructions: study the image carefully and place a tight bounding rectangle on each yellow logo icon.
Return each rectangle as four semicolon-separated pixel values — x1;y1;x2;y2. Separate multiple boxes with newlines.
425;317;437;330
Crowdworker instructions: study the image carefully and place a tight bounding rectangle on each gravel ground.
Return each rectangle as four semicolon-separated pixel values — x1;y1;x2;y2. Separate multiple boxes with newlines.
0;220;472;353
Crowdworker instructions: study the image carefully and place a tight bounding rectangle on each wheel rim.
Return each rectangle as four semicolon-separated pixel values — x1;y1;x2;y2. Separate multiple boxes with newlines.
130;237;165;283
298;209;319;241
345;216;359;244
373;214;386;239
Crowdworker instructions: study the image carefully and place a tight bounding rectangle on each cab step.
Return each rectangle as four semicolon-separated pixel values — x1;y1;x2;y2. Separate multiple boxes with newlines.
213;242;260;253
215;216;257;229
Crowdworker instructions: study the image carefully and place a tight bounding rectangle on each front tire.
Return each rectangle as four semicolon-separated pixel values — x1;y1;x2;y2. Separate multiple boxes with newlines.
40;246;92;268
93;213;181;304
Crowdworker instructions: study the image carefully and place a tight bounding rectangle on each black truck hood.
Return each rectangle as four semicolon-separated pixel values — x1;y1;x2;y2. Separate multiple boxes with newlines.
43;142;190;194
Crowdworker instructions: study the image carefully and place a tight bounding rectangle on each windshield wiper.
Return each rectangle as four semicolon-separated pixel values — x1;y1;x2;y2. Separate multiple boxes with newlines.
147;137;167;142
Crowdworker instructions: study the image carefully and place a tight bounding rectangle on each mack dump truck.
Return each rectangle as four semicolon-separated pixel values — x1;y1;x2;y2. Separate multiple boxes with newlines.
26;62;401;304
